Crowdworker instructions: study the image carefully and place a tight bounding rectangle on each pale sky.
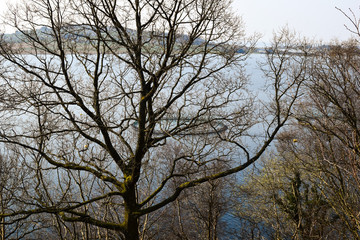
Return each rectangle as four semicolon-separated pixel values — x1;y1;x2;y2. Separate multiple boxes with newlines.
0;0;359;42
232;0;360;42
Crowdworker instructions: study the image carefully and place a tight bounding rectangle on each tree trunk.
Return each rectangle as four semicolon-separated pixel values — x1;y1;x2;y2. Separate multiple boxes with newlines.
0;217;4;240
0;193;4;240
123;185;140;240
123;214;140;240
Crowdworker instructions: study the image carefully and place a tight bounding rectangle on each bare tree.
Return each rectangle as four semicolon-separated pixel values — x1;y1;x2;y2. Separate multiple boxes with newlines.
232;11;360;238
0;152;56;239
233;153;345;240
0;1;302;239
292;39;360;238
144;160;232;240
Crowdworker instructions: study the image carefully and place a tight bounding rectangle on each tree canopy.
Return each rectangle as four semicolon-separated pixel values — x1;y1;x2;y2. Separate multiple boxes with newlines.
0;0;308;239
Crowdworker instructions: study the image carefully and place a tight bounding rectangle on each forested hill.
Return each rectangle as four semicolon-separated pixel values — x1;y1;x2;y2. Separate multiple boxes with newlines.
2;25;251;54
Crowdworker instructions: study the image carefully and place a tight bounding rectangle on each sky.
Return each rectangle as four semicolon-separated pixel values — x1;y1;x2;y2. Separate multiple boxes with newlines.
232;0;360;42
0;0;359;43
